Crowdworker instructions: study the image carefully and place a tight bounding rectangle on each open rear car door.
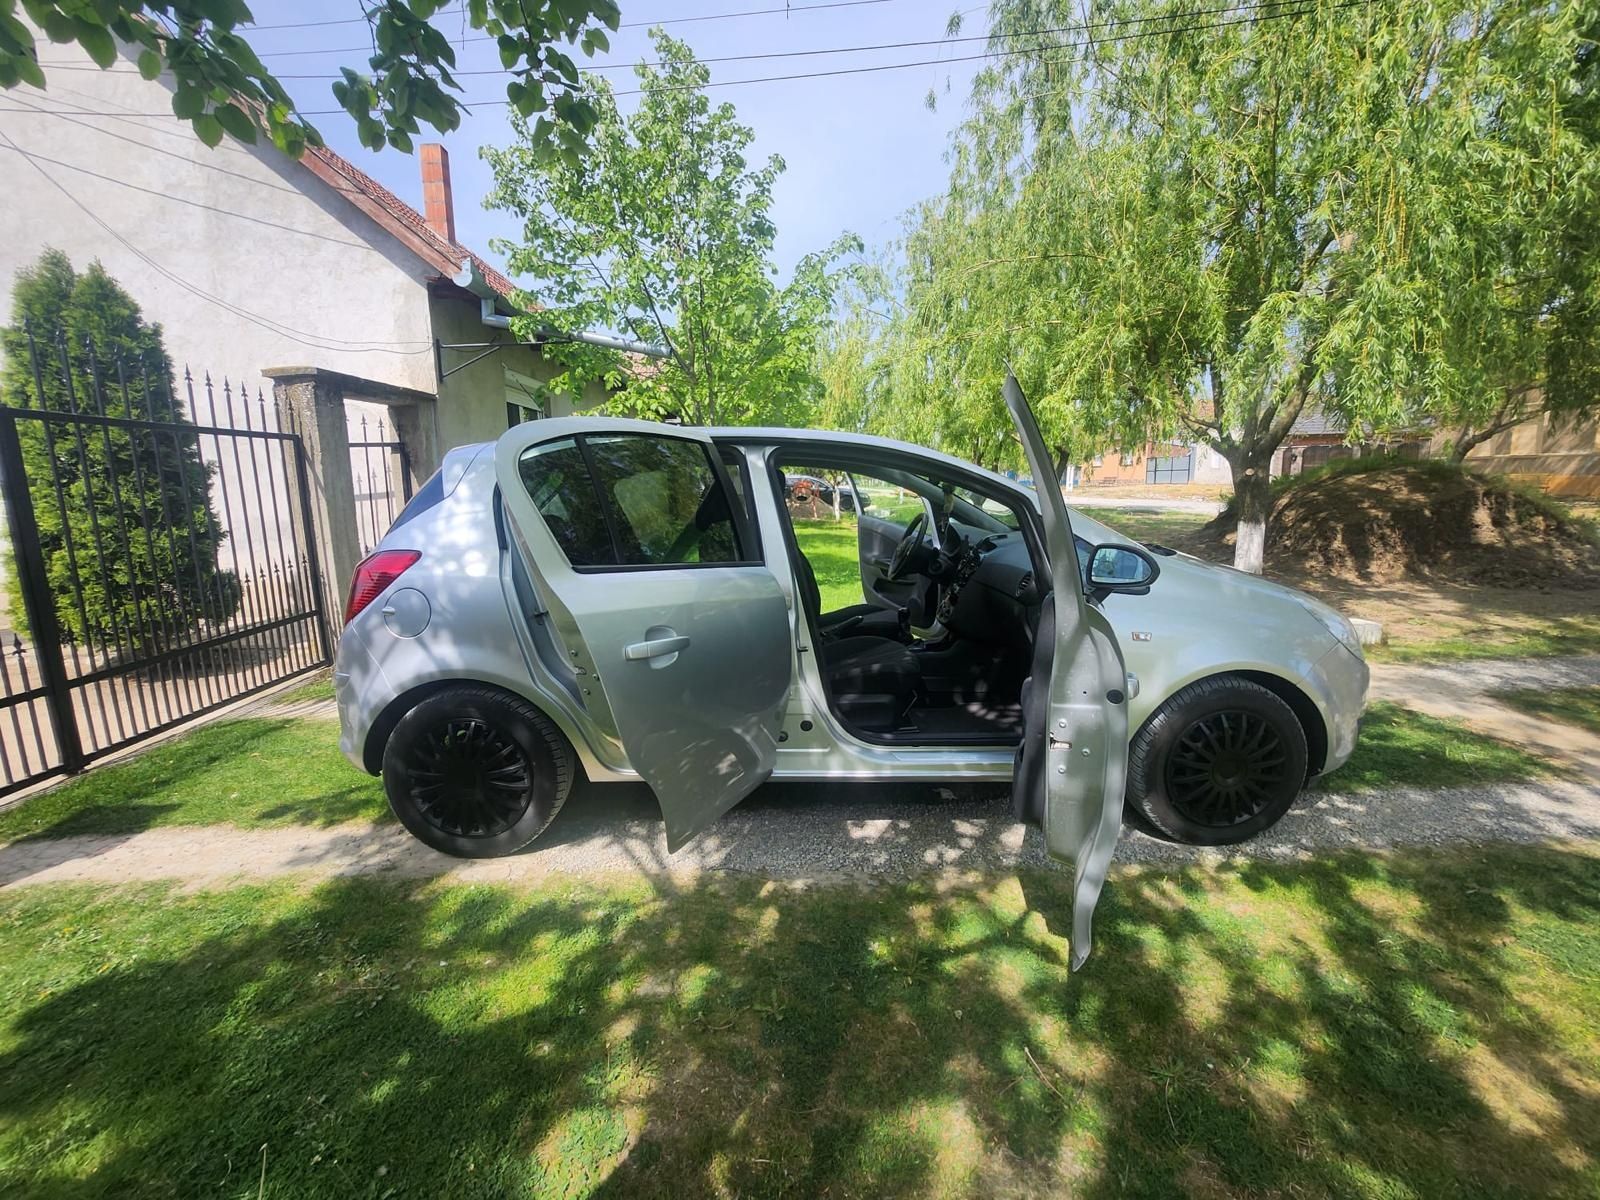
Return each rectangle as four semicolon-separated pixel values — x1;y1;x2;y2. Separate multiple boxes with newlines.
1003;376;1131;969
496;418;792;851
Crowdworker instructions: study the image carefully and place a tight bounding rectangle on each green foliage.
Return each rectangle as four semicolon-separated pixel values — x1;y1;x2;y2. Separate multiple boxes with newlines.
0;250;234;649
0;0;619;159
484;32;857;427
873;0;1599;569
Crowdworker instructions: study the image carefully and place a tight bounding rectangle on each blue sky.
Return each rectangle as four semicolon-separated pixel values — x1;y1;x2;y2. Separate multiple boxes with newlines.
253;1;987;281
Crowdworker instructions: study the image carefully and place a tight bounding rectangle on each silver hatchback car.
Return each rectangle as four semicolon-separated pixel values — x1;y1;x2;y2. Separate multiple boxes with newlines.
336;381;1366;964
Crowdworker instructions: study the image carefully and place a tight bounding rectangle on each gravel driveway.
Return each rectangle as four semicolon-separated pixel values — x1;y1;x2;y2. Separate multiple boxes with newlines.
4;771;1598;891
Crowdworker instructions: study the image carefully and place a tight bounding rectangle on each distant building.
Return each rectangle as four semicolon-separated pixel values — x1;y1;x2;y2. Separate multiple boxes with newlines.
1446;409;1600;499
1066;438;1231;489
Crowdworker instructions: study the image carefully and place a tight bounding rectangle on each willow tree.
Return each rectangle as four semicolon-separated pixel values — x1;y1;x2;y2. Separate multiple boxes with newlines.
904;0;1597;571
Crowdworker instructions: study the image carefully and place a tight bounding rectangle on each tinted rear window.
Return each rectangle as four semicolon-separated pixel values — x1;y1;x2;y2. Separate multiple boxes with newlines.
517;433;747;568
388;468;444;533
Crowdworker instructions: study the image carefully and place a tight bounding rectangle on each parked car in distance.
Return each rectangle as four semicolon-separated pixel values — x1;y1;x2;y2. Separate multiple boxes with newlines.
334;380;1367;965
784;472;834;504
785;472;862;512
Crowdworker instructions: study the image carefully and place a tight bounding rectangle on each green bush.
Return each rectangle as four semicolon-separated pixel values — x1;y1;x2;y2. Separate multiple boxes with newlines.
1;250;235;650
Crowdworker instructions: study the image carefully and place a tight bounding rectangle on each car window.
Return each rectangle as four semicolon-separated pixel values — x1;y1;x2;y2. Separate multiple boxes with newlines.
517;438;618;566
953;487;1020;530
518;434;745;568
586;435;742;564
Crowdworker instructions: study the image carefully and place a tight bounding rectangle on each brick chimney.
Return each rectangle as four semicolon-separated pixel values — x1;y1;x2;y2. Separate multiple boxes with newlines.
420;144;456;244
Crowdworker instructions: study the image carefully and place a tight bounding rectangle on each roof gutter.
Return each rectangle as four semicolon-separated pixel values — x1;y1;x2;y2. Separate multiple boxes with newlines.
453;261;669;359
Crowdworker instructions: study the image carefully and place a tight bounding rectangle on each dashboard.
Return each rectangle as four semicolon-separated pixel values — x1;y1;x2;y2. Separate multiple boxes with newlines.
936;522;1039;641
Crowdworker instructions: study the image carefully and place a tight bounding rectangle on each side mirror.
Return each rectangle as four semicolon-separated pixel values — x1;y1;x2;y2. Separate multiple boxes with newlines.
1086;542;1160;596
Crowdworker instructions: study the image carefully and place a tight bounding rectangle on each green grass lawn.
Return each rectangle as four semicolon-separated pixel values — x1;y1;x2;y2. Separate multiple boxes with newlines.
1492;686;1600;738
274;672;336;704
1319;701;1566;793
0;718;385;843
2;844;1598;1197
1076;505;1213;549
792;517;867;612
1366;614;1600;664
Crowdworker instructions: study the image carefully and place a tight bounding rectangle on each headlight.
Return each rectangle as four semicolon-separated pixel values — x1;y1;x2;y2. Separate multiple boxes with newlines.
1298;598;1362;657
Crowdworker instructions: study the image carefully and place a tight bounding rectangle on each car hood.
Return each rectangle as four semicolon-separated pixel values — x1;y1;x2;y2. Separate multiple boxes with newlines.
1067;507;1335;614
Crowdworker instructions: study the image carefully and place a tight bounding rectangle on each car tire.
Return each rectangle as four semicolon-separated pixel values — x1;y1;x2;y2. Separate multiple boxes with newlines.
1127;676;1308;846
382;685;574;859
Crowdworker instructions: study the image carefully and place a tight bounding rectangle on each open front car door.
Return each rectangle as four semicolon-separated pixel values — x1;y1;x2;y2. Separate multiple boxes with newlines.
496;418;792;851
1003;376;1131;969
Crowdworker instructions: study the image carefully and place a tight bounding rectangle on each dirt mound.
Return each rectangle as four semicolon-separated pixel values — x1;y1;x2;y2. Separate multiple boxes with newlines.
1194;462;1600;588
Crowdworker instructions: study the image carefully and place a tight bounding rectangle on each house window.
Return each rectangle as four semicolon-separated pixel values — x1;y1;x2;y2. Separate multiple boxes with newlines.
505;365;548;428
1120;451;1137;466
507;401;540;428
1091;454;1103;466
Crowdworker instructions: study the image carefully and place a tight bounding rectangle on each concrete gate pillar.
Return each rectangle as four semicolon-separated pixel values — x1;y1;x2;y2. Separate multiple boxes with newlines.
264;367;441;638
264;367;360;631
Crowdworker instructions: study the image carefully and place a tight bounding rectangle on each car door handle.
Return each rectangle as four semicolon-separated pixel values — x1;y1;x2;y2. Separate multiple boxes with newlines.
624;634;691;661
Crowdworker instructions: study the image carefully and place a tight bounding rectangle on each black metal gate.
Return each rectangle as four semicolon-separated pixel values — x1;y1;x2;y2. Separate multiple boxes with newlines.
0;327;331;797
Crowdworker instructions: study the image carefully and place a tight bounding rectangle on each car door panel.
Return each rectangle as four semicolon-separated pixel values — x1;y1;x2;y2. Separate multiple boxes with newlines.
856;511;921;610
1002;376;1129;969
496;419;791;851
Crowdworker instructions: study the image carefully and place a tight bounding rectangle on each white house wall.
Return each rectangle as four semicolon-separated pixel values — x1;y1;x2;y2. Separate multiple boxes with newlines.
0;41;440;401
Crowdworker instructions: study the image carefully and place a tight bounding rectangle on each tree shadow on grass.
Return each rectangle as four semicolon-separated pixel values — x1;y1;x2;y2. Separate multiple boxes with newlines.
1;844;1598;1197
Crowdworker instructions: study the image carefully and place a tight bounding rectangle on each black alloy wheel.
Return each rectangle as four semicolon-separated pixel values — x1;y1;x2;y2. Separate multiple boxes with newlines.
1164;709;1290;827
407;716;533;838
382;686;574;858
1126;676;1310;846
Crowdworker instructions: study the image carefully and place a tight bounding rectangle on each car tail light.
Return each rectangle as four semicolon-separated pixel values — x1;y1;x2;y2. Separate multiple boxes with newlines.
345;549;421;625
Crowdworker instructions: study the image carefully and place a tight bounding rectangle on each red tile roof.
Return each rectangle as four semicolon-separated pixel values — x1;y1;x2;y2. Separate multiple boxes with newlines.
300;143;518;303
298;144;667;377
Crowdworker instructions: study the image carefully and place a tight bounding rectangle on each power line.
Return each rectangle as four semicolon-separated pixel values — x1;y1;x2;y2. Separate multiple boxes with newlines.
211;0;896;55
229;0;888;35
19;0;1365;114
618;0;893;27
397;1;1374;104
0;129;435;355
242;5;463;30
40;0;1303;81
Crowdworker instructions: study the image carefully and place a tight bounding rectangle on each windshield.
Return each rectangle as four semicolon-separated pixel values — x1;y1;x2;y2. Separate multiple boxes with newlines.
952;487;1020;530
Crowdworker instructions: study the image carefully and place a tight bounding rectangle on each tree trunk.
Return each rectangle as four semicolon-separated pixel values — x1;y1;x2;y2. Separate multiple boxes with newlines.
1231;465;1272;575
1451;422;1499;464
1054;448;1074;491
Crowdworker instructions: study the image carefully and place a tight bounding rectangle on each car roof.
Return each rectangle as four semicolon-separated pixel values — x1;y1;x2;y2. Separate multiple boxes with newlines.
473;418;1045;512
706;426;1034;504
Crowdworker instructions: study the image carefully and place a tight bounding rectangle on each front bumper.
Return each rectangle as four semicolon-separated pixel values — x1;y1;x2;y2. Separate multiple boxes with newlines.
1310;641;1369;774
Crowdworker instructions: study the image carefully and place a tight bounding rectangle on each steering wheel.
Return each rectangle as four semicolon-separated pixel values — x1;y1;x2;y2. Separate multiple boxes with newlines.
887;511;928;581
